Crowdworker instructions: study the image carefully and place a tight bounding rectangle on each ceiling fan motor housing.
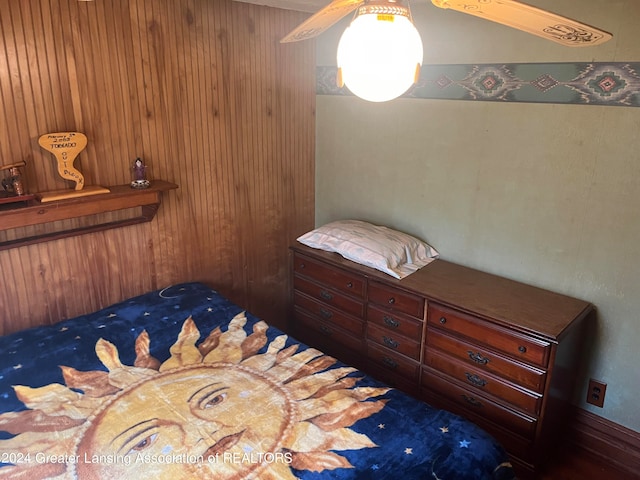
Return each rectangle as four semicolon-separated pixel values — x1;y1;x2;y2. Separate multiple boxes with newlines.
357;0;412;20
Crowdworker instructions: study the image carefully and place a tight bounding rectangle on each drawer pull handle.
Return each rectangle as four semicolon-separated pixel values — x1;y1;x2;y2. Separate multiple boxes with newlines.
439;316;447;324
467;351;490;365
462;394;483;408
388;297;396;305
383;316;400;328
518;345;527;353
299;263;305;269
382;357;398;369
465;372;488;387
346;281;353;288
319;325;332;336
383;336;399;349
320;290;333;301
319;308;333;319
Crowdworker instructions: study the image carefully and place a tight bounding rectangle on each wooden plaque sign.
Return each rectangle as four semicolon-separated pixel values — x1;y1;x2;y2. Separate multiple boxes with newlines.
37;132;109;202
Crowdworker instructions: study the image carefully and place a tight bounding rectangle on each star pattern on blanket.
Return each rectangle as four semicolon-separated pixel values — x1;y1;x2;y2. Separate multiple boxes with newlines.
440;426;449;433
459;440;471;448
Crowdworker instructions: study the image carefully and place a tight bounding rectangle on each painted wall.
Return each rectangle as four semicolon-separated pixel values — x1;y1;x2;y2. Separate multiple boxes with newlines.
315;0;640;431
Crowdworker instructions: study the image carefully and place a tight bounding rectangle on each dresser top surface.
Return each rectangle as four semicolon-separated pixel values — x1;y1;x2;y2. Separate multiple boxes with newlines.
291;244;593;340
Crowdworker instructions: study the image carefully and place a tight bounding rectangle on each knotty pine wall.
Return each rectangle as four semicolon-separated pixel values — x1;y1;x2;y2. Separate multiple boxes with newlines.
0;0;315;334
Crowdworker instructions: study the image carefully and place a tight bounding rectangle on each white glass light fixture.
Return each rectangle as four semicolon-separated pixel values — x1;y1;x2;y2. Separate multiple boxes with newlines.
337;1;423;103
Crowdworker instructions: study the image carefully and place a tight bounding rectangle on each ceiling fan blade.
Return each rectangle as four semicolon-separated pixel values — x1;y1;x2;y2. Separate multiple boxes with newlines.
280;0;364;43
432;0;612;47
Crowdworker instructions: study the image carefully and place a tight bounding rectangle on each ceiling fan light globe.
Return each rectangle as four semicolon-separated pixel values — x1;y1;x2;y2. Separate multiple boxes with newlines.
337;13;423;102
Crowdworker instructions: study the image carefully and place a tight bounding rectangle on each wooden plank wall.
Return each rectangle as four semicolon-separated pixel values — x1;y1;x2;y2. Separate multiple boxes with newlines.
0;0;315;334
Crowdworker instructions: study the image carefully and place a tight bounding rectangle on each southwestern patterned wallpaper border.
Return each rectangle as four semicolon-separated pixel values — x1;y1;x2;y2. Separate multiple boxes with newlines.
317;63;640;106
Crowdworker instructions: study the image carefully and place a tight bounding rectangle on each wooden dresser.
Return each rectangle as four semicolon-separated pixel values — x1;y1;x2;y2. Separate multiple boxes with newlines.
289;244;594;478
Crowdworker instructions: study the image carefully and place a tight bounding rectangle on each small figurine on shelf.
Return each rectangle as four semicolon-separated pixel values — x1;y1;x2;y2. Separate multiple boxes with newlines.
2;163;26;196
131;157;150;189
0;160;37;206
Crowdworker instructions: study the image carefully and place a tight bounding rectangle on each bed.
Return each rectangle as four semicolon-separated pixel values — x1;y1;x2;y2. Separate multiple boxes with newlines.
0;282;516;479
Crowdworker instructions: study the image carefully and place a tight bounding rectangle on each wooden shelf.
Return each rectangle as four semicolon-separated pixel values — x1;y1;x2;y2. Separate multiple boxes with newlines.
0;180;177;250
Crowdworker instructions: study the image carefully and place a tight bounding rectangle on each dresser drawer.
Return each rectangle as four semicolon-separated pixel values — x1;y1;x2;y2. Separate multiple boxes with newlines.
367;342;421;381
422;368;537;439
367;323;421;360
428;303;551;368
368;281;424;318
367;304;423;339
293;306;365;354
294;292;365;336
367;364;420;397
294;275;365;318
427;328;546;393
293;253;365;298
425;349;542;415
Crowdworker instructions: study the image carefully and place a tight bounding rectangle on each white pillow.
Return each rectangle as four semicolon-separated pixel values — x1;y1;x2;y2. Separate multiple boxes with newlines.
296;220;439;279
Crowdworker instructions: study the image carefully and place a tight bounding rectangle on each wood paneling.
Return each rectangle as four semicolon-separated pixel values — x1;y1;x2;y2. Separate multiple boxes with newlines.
0;0;315;334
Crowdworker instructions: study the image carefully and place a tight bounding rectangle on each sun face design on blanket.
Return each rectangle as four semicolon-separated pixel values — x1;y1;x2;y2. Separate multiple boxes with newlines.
0;313;390;479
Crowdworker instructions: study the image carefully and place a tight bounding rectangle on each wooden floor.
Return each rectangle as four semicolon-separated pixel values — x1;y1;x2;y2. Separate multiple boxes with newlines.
537;444;636;480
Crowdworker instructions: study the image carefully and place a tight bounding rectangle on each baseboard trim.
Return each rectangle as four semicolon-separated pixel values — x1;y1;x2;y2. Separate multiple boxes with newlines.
568;406;640;477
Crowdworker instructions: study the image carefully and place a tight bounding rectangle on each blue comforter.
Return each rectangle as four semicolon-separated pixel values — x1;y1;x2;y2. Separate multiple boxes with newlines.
0;282;516;479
